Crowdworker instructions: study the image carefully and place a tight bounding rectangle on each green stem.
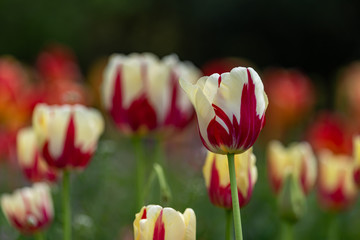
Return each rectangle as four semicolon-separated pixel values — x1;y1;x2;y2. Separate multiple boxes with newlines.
327;214;339;240
62;170;71;240
225;209;233;240
227;153;243;240
153;163;172;204
35;232;45;240
132;136;145;210
280;221;293;240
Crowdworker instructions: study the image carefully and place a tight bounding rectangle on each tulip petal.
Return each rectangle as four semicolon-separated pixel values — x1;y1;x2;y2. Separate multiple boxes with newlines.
183;208;196;240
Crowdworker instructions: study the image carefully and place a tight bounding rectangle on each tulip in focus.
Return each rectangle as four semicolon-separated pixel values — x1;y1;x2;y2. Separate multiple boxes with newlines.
267;140;317;195
32;104;104;170
1;183;54;234
17;127;58;182
102;53;201;135
180;66;268;154
133;205;196;240
203;148;257;209
317;150;357;211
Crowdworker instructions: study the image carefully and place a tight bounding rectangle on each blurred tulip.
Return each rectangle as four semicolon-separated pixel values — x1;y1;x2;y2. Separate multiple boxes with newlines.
317;150;357;211
203;148;257;209
36;44;81;83
87;57;108;109
0;57;36;161
102;53;200;135
262;68;315;140
306;112;352;155
133;205;196;240
202;57;255;76
352;136;360;187
267;140;317;195
1;183;54;234
33;104;104;170
17;127;58;182
336;62;360;130
41;80;88;106
180;66;268;154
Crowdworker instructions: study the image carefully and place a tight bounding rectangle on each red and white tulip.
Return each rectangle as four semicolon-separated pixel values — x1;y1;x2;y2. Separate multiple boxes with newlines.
133;205;196;240
1;183;54;234
32;104;104;170
17;127;58;182
203;148;257;209
180;66;268;154
267;140;317;195
102;53;201;135
317;150;357;211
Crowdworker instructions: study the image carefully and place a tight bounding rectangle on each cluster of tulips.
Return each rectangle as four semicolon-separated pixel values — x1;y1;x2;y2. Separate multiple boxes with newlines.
2;48;360;240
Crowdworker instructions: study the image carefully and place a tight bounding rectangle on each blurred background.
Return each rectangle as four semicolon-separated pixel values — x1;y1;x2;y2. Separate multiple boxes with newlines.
1;0;360;239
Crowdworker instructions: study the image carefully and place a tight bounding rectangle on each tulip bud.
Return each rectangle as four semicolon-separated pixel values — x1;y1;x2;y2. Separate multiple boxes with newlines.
1;183;54;234
133;205;196;240
180;66;268;154
32;104;104;170
17;127;58;182
278;174;306;223
203;148;257;209
267;141;317;195
102;53;200;135
317;150;357;211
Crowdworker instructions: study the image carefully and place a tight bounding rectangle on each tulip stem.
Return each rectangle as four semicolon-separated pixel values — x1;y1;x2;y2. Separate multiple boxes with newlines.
132;136;145;211
62;170;71;240
227;153;243;240
225;209;233;240
327;214;339;240
35;232;45;240
280;221;293;240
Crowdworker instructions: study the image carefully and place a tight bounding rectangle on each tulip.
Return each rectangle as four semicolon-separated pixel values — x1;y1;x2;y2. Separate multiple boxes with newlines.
179;66;268;155
102;53;200;135
17;127;58;182
201;57;255;76
1;183;54;234
32;104;104;170
180;66;267;240
0;57;36;162
36;44;81;83
306;112;352;155
133;205;196;240
267;140;317;195
262;68;315;140
336;61;360;130
353;136;360;186
317;150;357;211
203;148;257;209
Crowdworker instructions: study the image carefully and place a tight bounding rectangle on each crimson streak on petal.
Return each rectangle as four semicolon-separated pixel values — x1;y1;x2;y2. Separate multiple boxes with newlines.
110;66;157;133
208;157;253;209
153;209;165;240
206;69;265;153
42;115;93;169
